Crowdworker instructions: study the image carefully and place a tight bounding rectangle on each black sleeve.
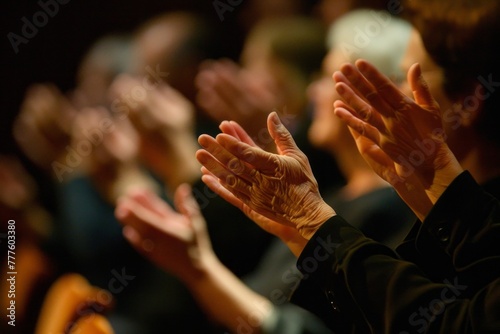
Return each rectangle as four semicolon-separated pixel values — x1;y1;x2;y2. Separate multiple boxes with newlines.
292;171;500;333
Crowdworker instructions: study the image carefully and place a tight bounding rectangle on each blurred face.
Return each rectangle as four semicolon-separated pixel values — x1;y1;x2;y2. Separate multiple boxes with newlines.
400;29;464;157
308;49;350;151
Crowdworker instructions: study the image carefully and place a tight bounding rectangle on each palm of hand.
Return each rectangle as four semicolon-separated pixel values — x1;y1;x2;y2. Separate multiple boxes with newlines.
334;61;450;188
116;186;210;282
198;113;334;240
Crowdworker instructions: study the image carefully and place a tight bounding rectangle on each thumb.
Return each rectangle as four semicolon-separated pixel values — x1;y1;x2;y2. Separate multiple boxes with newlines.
267;111;299;156
408;63;439;110
174;184;206;231
174;184;200;218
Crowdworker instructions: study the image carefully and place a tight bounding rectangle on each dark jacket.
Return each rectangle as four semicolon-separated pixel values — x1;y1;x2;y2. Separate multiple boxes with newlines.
293;171;500;333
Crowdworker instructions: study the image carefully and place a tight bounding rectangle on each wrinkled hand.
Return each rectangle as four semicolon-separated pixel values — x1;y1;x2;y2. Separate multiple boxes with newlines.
333;60;463;218
196;59;288;151
115;184;215;284
201;120;307;256
197;112;335;241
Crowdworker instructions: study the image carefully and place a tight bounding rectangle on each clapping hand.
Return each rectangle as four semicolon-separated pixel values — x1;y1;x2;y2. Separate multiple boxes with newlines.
196;112;335;244
333;60;463;219
196;59;288;152
115;184;215;285
109;75;200;190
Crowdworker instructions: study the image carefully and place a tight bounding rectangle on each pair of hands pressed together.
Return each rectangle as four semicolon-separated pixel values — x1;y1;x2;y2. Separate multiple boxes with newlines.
109;75;201;191
115;59;464;274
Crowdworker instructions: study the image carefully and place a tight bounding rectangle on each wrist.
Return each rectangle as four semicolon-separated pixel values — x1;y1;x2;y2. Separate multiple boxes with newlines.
298;201;336;240
183;252;221;289
424;152;463;205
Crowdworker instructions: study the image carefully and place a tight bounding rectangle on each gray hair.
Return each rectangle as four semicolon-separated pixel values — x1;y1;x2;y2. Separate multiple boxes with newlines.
327;9;411;82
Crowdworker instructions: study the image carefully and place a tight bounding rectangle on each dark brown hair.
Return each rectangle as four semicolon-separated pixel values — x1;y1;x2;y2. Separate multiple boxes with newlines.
404;0;500;144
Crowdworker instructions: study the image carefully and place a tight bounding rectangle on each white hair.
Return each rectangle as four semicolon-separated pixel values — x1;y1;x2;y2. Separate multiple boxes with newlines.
327;9;412;82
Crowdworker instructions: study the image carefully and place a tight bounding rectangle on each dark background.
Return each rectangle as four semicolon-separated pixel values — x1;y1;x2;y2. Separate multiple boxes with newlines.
1;0;248;155
0;0;255;212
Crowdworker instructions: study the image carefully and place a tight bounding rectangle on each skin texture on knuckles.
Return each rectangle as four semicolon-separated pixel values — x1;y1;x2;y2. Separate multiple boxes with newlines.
196;112;336;240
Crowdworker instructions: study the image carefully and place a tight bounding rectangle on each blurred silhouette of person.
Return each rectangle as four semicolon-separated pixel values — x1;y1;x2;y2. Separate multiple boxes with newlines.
13;34;164;334
130;12;221;107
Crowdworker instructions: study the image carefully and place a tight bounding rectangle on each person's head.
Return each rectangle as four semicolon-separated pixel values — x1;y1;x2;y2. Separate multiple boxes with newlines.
132;12;219;100
308;10;411;153
313;0;392;26
75;34;132;108
238;0;311;31
401;0;500;159
241;17;326;115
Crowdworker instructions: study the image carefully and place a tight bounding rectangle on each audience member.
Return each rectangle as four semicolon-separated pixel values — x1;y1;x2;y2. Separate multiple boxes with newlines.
196;1;500;332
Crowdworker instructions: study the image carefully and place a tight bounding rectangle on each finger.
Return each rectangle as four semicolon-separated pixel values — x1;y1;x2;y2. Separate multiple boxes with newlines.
335;82;386;131
122;225;156;254
201;174;249;211
115;197;160;235
198;134;257;182
333;67;371;106
333;103;381;145
122;225;143;247
355;59;414;112
219;120;258;147
348;127;392;171
408;63;440;110
336;64;396;118
213;133;278;175
127;188;174;217
266;112;300;156
196;148;253;198
174;184;201;220
219;121;241;140
201;171;253;211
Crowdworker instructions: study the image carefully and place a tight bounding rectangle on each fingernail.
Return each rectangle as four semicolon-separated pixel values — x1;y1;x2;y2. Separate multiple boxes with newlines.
336;84;345;94
414;63;423;79
271;112;281;126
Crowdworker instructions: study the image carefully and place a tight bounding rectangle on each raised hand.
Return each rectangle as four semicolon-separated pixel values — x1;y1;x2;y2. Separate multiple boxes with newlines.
199;120;307;256
196;112;335;241
109;75;200;190
333;60;463;218
110;74;195;134
115;184;215;285
196;59;288;152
